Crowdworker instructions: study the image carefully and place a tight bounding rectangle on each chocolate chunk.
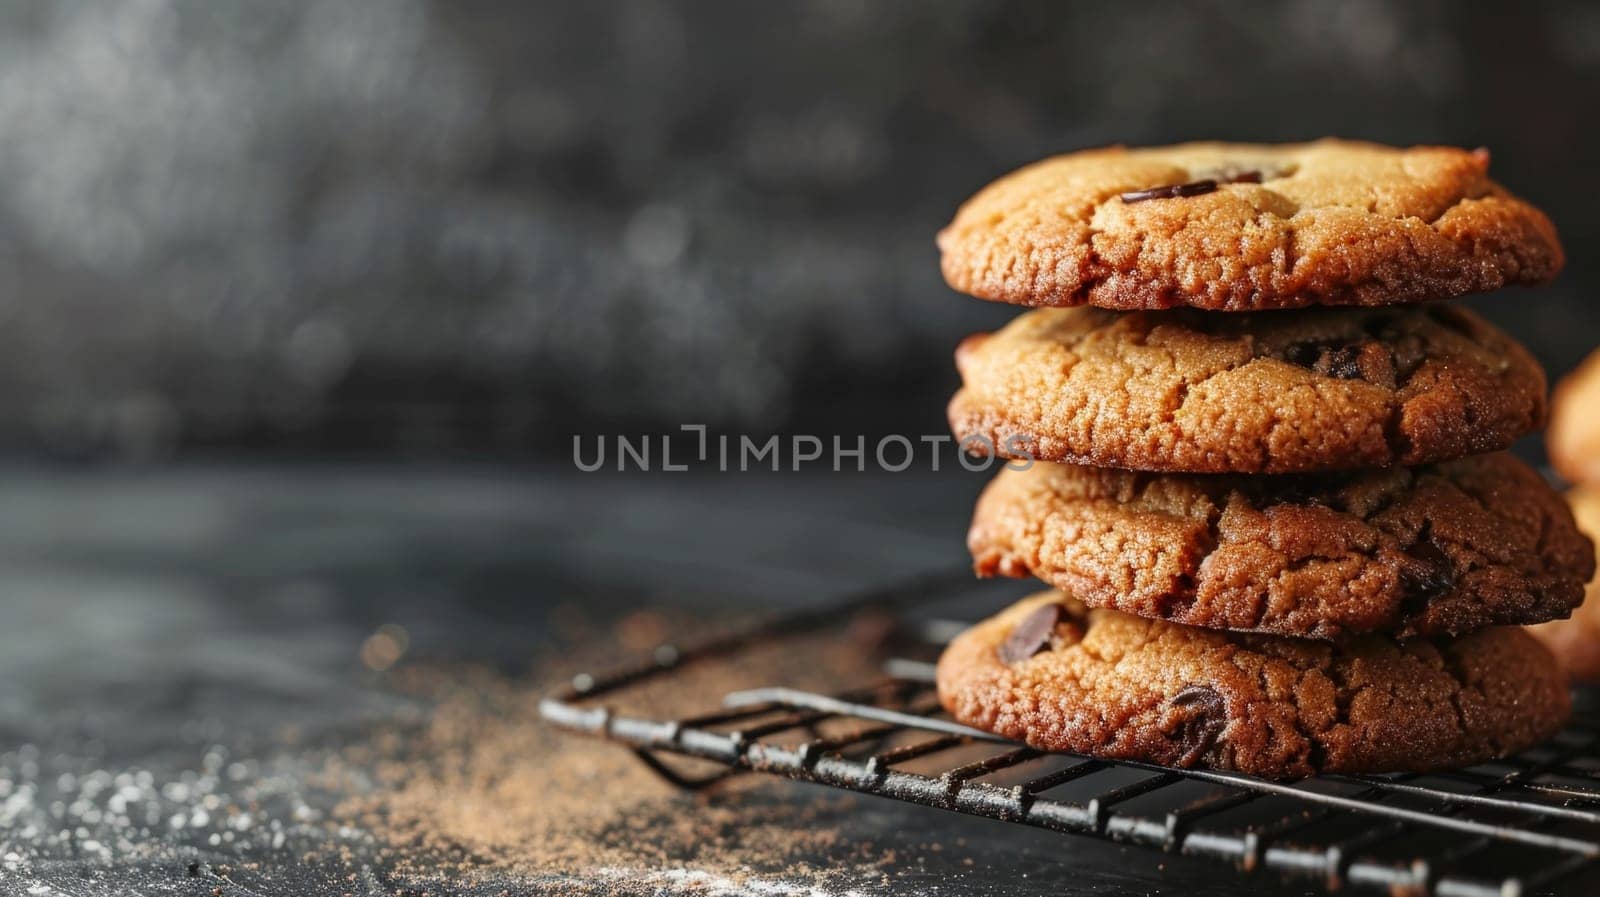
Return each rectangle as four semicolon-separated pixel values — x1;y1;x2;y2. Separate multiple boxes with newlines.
1282;339;1398;387
1120;179;1218;204
1284;339;1364;377
1283;341;1324;369
1224;170;1262;184
1318;344;1366;379
1400;523;1457;605
1167;685;1228;766
1170;684;1226;713
1261;474;1328;508
998;602;1063;664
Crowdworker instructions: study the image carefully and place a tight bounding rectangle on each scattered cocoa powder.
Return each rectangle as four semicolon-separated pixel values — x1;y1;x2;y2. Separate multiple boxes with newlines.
336;607;912;894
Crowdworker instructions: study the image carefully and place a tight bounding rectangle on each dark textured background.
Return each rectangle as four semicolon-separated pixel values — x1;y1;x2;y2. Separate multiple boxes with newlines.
0;0;1593;460
5;4;1600;896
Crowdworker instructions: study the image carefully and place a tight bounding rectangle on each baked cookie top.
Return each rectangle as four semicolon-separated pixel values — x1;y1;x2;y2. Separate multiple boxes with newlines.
935;590;1570;779
968;453;1594;640
949;304;1545;474
1549;347;1600;487
938;140;1563;311
1529;485;1600;681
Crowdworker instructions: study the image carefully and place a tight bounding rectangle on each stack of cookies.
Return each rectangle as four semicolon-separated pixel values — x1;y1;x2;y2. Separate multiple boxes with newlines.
932;141;1595;779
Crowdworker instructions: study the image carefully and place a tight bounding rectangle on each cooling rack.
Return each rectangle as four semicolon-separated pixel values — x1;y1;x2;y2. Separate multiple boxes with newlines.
538;570;1600;897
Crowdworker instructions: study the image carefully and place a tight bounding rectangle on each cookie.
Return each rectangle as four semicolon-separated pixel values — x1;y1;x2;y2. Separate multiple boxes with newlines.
949;304;1545;474
938;140;1563;312
1548;347;1600;487
936;591;1571;779
1529;486;1600;680
968;453;1594;640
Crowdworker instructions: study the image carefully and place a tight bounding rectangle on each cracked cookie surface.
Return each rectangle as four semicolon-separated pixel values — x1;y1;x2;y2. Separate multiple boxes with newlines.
1529;486;1600;680
949;304;1545;474
938;140;1563;311
936;590;1571;779
967;454;1594;640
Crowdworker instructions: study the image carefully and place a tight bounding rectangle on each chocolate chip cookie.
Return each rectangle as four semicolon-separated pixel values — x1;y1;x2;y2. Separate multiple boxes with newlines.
949;304;1545;474
1549;347;1600;487
936;591;1571;779
1529;485;1600;680
968;453;1594;640
938;140;1563;311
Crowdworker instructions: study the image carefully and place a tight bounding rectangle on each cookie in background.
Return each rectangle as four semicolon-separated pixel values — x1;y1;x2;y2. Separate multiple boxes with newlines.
1530;486;1600;681
1525;350;1600;680
1549;347;1600;488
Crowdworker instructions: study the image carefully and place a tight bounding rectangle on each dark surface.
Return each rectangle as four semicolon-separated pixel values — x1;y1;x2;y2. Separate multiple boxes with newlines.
0;463;1363;896
0;1;1593;458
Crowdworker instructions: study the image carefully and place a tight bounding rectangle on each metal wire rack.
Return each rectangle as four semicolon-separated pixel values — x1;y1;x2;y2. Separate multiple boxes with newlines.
539;571;1600;897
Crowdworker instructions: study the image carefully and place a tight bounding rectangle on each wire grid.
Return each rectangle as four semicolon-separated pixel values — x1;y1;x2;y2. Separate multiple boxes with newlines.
539;571;1600;897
